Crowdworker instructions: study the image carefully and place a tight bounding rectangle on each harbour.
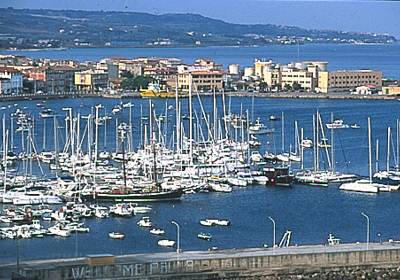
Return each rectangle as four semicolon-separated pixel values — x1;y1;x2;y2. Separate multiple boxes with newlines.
1;95;400;266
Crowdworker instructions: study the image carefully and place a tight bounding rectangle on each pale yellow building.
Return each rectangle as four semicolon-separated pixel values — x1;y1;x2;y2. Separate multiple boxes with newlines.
178;69;224;92
382;86;400;95
262;68;281;88
75;70;108;92
254;59;273;77
280;68;315;91
318;70;382;93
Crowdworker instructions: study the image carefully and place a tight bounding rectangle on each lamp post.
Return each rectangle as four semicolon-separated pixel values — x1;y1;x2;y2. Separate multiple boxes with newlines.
361;212;370;250
268;216;276;248
171;221;180;254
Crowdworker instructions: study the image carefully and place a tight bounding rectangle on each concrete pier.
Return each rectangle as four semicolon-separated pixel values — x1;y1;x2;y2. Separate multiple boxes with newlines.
2;241;400;279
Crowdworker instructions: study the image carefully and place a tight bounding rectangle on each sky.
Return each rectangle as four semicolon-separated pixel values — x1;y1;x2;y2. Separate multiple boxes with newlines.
1;0;399;38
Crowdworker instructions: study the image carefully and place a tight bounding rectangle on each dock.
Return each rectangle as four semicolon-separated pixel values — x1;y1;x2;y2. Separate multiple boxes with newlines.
2;241;400;279
0;90;398;103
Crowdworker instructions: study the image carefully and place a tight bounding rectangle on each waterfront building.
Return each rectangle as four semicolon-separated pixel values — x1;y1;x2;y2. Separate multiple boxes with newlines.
318;70;382;93
0;67;23;94
258;61;327;92
45;66;78;93
280;67;315;91
228;64;240;75
194;58;222;70
74;70;108;92
244;67;255;78
382;85;400;95
254;59;274;77
0;78;12;94
178;67;224;92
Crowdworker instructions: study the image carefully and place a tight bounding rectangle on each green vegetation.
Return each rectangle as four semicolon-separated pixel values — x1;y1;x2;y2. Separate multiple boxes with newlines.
121;75;154;91
0;8;395;49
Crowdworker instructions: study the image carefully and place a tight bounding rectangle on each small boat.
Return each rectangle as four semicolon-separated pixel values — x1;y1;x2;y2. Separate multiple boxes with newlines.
137;217;152;227
269;115;280;121
109;232;125;239
351;123;360;129
301;139;313;148
157;239;175;247
197;232;212;241
326;119;349;129
150;228;165;235
200;219;231;226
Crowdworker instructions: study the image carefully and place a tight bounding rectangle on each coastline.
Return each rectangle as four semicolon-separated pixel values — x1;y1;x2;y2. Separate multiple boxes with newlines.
0;91;398;102
0;42;397;53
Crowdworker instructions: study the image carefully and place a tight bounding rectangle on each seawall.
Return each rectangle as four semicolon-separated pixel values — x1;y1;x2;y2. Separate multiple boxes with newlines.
2;242;400;279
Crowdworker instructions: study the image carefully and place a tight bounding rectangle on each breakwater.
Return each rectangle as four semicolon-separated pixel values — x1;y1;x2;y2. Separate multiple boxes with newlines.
2;242;400;279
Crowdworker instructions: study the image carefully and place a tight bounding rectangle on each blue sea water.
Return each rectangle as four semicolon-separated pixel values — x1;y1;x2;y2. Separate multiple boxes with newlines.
0;96;400;263
2;44;400;79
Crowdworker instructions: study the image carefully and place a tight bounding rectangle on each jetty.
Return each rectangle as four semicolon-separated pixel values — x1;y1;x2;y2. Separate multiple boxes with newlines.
2;241;400;279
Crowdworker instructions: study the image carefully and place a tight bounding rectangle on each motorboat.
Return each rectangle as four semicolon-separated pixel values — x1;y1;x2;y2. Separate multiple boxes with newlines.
109;204;133;217
326;119;349;129
209;183;232;193
132;205;152;215
351;123;360;129
301;139;313;148
109;232;125;239
157;239;175;247
248;118;274;135
149;228;165;235
269;115;280;121
200;219;230;226
137;216;152;227
197;232;212;241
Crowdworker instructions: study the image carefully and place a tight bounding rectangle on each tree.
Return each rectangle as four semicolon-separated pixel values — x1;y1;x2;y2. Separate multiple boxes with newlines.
292;82;302;91
284;84;292;91
121;75;155;90
258;81;268;92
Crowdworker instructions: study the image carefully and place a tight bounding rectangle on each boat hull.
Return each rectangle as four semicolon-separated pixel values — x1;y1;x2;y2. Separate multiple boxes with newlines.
82;189;183;202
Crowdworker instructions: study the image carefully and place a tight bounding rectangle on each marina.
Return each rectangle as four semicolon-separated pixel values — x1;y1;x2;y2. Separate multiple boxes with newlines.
1;95;400;264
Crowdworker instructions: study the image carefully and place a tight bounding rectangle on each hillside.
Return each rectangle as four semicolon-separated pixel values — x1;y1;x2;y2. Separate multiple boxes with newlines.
0;8;396;49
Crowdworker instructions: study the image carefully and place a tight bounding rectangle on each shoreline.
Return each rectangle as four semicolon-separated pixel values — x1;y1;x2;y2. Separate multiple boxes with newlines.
1;42;398;52
0;91;398;102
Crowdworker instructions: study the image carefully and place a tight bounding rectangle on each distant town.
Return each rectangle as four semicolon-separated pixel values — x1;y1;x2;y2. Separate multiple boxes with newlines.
0;54;399;99
0;8;396;50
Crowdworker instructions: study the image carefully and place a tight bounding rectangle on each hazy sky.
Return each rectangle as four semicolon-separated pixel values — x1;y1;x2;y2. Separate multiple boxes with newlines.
2;0;399;38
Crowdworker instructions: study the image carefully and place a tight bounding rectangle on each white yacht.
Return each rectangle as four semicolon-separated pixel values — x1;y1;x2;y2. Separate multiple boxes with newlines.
326;119;349;129
339;179;379;193
137;217;152;227
157;239;175;247
150;228;165;235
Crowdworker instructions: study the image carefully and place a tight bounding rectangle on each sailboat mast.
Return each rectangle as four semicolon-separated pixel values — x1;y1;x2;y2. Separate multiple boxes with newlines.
331;113;334;173
368;117;372;183
376;139;379;172
387;127;391;172
175;78;180;153
3;130;8;193
281;111;284;153
121;129;127;191
397;119;399;170
189;74;193;164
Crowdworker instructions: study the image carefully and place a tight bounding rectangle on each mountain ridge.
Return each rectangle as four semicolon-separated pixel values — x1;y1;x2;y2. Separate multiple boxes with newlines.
0;8;396;49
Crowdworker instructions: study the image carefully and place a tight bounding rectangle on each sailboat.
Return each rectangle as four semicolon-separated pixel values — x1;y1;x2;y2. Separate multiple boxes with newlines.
82;120;183;202
339;117;386;193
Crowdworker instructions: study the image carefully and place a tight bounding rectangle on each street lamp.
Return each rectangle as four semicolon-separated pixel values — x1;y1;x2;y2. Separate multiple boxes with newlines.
361;212;370;250
171;221;180;254
268;216;276;248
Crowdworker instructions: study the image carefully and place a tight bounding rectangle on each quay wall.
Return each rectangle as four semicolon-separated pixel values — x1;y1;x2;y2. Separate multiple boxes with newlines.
3;243;400;279
0;91;398;102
